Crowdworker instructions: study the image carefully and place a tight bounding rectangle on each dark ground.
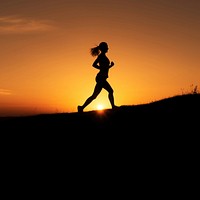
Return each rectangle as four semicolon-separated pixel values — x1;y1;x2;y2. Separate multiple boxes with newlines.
1;94;199;191
1;93;199;131
1;93;199;148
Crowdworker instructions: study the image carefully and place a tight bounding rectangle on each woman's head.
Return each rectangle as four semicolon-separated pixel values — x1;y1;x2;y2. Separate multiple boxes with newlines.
90;42;109;56
99;42;108;52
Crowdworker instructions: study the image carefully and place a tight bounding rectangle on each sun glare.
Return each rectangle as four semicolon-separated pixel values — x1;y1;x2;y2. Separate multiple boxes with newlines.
97;104;104;110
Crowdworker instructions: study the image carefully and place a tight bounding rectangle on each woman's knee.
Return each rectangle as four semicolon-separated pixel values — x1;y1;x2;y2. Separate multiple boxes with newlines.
90;94;98;100
108;89;114;95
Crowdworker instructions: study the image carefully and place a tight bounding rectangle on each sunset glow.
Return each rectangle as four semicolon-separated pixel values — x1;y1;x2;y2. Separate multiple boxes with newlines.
0;0;199;117
97;104;104;111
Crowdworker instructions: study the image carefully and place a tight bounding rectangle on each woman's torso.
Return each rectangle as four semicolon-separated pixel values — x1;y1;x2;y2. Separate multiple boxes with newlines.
96;54;110;80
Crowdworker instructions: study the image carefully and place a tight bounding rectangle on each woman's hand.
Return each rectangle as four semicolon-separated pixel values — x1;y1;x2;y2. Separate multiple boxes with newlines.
110;61;114;68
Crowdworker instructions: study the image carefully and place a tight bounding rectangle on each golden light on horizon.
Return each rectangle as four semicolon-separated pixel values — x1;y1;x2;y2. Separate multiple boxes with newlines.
97;104;104;111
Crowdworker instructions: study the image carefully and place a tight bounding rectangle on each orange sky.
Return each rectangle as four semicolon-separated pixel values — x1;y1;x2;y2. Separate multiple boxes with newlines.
0;0;199;116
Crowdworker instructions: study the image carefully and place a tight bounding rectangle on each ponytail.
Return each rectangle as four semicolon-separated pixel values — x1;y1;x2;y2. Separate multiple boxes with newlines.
90;45;100;57
90;42;108;56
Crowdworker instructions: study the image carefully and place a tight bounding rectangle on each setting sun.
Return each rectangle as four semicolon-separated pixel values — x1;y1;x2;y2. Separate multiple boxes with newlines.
97;104;104;110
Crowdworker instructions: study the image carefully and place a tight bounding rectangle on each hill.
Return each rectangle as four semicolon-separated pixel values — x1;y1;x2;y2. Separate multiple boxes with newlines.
1;93;199;176
1;93;199;133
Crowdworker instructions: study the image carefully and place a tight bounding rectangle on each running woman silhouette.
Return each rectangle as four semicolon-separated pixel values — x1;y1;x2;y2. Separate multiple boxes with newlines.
78;42;118;112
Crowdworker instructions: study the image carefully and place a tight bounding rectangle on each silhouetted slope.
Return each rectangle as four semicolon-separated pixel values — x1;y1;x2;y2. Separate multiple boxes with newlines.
1;93;199;133
1;94;199;175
